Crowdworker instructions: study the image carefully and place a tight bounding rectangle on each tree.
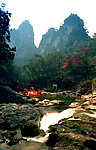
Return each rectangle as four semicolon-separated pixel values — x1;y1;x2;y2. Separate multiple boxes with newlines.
0;4;16;82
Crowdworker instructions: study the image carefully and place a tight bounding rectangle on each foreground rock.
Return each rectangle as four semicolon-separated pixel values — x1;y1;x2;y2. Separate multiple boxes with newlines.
20;120;40;137
47;110;96;149
0;86;33;104
53;132;96;150
0;103;40;130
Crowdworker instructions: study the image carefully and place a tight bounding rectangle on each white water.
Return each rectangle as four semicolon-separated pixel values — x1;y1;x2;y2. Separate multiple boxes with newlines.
25;108;76;143
40;108;76;132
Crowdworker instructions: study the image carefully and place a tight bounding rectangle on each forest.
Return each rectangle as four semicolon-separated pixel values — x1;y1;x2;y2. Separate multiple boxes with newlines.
0;4;96;93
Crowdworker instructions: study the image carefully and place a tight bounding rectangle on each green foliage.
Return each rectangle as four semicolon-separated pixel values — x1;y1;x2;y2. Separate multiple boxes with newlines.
16;42;96;90
0;4;16;85
10;14;96;92
0;6;16;65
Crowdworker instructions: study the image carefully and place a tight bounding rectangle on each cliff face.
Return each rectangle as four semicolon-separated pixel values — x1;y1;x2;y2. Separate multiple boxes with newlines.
10;14;90;65
39;14;90;55
10;20;38;65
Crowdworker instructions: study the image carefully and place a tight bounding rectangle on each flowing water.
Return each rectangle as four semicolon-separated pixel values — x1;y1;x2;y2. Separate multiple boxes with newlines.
0;108;76;150
25;108;76;143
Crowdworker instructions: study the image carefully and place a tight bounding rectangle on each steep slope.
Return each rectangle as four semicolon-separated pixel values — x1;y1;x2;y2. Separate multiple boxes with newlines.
10;20;38;65
39;14;90;55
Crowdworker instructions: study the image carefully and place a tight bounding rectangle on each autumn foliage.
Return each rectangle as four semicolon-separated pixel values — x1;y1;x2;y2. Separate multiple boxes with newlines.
59;56;80;70
23;87;42;98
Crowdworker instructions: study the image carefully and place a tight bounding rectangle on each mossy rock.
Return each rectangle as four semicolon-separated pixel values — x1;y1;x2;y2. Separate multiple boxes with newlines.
2;130;20;145
20;120;40;137
7;137;20;146
2;130;17;140
59;118;79;128
46;132;59;147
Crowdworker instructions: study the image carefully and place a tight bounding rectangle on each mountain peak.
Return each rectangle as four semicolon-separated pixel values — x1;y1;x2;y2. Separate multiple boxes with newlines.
10;20;37;65
39;14;90;55
18;20;33;29
64;14;84;27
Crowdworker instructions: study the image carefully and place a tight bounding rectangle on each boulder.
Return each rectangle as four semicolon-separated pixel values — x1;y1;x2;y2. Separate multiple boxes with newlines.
0;103;40;130
46;131;59;147
0;86;32;104
53;132;96;150
20;120;40;137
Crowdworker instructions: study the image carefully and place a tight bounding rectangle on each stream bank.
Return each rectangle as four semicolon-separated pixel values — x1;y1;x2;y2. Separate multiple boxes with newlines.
0;89;76;150
1;87;96;149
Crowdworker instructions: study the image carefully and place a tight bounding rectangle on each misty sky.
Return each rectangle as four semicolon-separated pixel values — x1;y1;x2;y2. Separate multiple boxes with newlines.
0;0;96;46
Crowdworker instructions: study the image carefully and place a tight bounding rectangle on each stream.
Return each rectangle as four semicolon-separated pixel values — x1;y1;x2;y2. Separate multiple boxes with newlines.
0;107;76;150
24;108;76;143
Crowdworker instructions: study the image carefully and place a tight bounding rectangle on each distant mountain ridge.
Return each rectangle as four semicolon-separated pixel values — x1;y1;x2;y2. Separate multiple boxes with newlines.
10;20;38;65
10;14;90;65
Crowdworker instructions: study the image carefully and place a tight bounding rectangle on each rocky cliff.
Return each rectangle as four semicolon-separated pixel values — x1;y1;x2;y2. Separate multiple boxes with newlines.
39;14;90;55
10;20;38;65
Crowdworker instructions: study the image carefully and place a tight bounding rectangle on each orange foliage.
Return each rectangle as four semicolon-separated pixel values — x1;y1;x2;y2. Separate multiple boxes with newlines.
59;56;80;70
23;87;42;98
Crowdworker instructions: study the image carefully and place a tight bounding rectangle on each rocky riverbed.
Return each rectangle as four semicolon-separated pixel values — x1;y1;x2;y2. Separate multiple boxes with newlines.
1;85;96;149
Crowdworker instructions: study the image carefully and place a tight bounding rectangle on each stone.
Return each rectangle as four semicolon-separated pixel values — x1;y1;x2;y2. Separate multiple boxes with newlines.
0;103;40;130
69;102;79;108
20;120;40;137
50;100;61;104
46;131;59;147
53;132;96;150
0;86;29;104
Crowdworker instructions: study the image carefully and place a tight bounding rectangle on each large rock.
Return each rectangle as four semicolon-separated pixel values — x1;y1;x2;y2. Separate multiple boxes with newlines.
0;86;31;104
53;133;96;150
20;120;40;137
0;103;40;130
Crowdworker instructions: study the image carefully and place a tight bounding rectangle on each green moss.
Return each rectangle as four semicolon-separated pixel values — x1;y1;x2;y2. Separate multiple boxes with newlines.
39;110;44;118
81;129;89;135
18;103;22;106
49;125;58;132
80;116;89;121
63;128;72;133
7;137;20;146
2;130;20;145
59;119;79;129
2;130;17;140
